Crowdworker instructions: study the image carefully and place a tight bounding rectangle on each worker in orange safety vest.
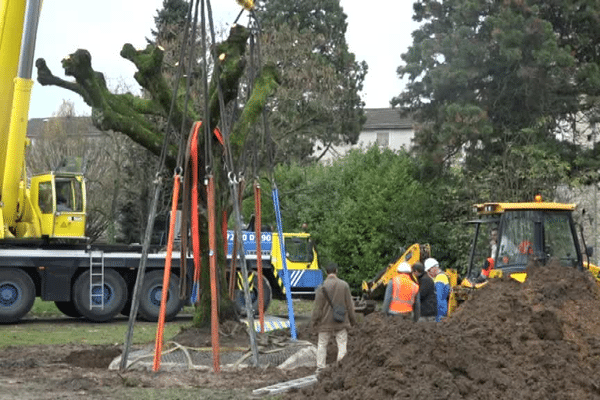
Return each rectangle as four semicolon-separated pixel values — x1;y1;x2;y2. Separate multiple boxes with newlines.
382;262;420;321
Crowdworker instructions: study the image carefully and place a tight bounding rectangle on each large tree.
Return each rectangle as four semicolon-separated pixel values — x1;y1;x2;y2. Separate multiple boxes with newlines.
34;3;278;324
394;0;600;197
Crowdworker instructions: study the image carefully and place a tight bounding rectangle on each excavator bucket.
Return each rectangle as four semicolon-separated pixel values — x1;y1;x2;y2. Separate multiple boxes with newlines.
353;296;376;315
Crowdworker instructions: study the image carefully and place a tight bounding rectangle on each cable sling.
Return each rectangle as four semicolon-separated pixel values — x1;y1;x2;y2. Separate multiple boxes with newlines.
206;0;259;365
254;180;264;333
247;8;297;340
120;0;197;372
154;0;202;373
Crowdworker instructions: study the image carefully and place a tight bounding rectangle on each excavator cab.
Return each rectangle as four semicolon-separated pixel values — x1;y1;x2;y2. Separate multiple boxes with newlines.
30;173;86;239
448;196;593;314
463;197;586;281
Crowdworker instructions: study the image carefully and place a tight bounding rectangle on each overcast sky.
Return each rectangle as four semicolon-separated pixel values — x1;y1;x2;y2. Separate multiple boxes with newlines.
29;0;418;118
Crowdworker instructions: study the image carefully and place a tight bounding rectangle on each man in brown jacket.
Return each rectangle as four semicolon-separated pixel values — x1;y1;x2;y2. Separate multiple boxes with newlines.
311;262;357;373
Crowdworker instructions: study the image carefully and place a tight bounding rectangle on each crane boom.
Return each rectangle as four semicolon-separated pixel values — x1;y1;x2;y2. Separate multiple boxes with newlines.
0;0;86;240
0;0;28;194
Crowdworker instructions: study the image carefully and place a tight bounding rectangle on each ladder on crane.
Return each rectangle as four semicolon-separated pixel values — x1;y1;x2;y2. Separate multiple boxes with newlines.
89;250;105;309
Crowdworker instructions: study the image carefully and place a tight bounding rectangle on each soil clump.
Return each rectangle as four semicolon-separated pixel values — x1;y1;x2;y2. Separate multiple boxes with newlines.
286;261;600;399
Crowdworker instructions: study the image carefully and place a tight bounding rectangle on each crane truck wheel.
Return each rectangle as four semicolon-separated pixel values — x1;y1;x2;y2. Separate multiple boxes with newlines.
0;269;35;324
72;270;128;322
234;274;272;317
54;301;81;318
137;270;184;322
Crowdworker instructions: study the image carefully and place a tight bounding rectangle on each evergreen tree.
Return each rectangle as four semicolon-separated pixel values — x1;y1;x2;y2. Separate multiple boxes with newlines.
257;0;367;163
394;0;600;195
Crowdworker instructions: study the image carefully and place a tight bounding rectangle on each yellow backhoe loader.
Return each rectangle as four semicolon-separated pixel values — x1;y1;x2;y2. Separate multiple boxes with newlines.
446;195;596;314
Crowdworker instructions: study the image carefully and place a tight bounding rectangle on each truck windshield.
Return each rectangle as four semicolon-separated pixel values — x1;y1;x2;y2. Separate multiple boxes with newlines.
55;178;84;212
285;237;314;263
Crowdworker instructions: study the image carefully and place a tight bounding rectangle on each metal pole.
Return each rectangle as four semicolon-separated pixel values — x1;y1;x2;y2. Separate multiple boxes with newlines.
18;0;43;79
120;177;163;371
272;184;297;340
231;177;259;365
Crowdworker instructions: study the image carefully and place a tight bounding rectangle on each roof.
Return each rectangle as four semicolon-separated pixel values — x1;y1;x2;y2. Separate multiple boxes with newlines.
27;117;104;138
474;201;576;215
363;108;413;130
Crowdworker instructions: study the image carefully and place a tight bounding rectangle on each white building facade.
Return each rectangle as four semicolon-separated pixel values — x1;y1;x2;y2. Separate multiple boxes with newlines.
319;108;414;162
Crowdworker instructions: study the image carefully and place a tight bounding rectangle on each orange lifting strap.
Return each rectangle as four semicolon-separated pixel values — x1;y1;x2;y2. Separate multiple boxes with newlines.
190;121;224;304
207;173;220;372
190;122;202;303
222;211;228;260
153;173;181;372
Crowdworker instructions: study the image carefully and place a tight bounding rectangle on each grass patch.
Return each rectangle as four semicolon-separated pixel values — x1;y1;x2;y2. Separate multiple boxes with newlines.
30;298;64;317
0;298;190;348
0;318;189;348
269;298;314;316
0;298;314;348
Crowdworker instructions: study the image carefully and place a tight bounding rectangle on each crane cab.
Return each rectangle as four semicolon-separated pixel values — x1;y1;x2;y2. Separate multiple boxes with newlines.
29;173;86;239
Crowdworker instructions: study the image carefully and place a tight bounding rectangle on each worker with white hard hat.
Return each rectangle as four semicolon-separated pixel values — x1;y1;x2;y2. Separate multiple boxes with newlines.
424;258;438;272
381;261;420;320
424;257;450;321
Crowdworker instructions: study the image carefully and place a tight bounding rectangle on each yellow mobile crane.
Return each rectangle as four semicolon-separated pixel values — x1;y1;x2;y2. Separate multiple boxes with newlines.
0;0;189;324
0;0;85;240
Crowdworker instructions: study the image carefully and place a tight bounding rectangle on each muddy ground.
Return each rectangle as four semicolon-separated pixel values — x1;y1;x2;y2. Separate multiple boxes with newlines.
0;315;318;400
2;261;600;399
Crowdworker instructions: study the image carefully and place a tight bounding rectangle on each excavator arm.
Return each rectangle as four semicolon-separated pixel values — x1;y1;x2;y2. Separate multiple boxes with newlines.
355;243;431;314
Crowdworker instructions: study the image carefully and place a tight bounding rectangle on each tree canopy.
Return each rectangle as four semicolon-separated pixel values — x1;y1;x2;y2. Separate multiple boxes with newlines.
271;146;447;289
394;0;600;198
257;0;367;163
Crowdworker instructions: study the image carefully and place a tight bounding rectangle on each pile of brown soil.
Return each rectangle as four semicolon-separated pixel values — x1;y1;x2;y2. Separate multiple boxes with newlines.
287;261;600;399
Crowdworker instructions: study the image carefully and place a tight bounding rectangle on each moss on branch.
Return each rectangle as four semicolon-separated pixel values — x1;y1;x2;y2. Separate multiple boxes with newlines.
208;24;251;129
229;64;280;151
36;49;176;163
35;24;272;173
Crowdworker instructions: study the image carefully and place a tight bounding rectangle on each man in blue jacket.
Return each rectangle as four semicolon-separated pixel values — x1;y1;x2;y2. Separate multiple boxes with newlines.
424;258;450;322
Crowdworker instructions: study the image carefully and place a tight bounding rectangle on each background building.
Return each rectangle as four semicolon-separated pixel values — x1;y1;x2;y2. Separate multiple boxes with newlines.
319;108;414;162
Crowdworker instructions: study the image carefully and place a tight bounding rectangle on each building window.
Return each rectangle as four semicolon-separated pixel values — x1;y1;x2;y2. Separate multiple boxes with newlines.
377;132;389;147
